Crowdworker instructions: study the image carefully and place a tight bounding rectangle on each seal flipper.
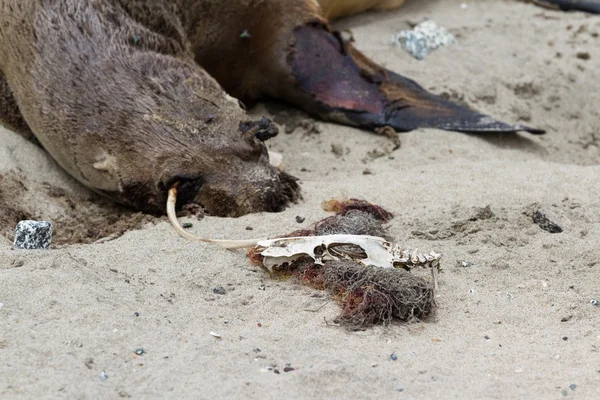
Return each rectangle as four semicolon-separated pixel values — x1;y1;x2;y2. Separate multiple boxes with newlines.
532;0;600;14
282;24;544;134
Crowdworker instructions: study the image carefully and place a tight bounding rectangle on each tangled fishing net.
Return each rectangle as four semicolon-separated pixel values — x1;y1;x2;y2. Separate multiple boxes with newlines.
248;199;437;328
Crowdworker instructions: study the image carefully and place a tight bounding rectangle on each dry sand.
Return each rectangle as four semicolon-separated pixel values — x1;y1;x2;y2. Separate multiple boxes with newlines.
1;0;599;398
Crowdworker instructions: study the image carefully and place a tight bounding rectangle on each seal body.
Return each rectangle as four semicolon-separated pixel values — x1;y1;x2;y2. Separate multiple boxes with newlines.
0;0;543;217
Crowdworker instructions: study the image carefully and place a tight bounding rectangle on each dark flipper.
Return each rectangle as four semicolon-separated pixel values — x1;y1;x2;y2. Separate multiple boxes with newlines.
533;0;600;13
281;24;544;134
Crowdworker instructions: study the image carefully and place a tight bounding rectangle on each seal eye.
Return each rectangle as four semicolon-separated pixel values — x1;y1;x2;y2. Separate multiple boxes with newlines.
239;117;279;142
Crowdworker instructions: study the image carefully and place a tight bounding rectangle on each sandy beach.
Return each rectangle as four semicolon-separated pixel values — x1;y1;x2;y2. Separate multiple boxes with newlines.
1;0;599;398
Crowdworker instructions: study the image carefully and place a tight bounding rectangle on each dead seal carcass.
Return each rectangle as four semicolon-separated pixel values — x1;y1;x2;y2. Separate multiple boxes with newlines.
0;0;542;217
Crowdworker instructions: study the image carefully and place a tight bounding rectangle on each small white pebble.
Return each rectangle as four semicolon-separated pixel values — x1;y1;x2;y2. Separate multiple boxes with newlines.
268;151;284;168
460;3;468;9
209;331;222;339
371;363;378;368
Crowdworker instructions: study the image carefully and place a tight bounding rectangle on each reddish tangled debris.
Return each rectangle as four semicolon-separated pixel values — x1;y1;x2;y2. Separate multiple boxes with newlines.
247;199;436;329
321;198;394;222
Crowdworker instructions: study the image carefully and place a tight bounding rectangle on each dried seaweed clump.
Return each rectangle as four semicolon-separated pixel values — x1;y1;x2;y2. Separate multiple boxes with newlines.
315;210;392;239
248;199;436;328
323;261;434;327
322;198;394;222
283;258;434;328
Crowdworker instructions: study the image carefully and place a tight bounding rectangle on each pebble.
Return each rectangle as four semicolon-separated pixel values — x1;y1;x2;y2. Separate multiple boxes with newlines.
591;298;599;307
456;260;474;268
390;352;398;361
213;286;227;295
209;332;222;339
182;222;193;229
134;312;140;317
396;387;404;392
84;358;94;370
283;367;295;373
392;20;456;60
570;384;577;390
331;143;344;157
576;52;590;60
99;370;108;381
134;348;145;356
532;211;563;233
13;220;53;250
295;216;306;224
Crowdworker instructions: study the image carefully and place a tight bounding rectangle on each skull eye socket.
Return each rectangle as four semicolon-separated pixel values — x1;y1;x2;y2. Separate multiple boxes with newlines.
327;243;368;260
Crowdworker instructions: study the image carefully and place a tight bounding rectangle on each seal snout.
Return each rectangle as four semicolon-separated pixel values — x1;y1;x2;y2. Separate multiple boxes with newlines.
189;167;301;218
